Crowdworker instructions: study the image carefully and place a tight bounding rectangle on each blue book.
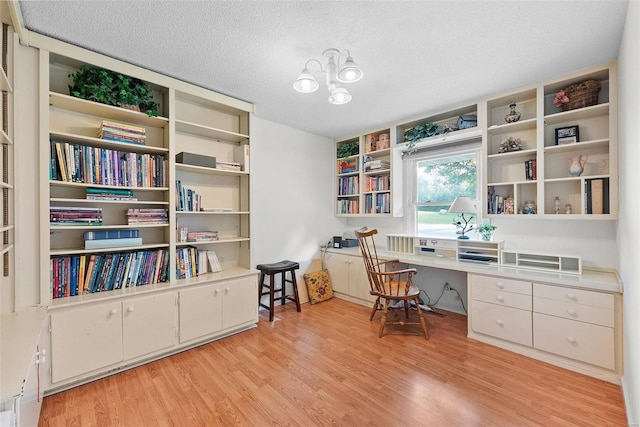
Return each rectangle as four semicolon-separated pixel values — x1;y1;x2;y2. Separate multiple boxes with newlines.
84;237;142;249
104;253;120;291
84;229;140;240
89;255;104;293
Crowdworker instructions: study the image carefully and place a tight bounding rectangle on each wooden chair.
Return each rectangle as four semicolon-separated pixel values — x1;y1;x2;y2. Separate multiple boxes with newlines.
354;227;429;339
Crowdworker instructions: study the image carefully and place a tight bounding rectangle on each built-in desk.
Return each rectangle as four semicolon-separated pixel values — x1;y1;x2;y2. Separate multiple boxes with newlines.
323;244;623;384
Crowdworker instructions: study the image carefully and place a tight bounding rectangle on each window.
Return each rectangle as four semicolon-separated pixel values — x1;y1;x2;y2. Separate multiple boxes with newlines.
405;144;481;235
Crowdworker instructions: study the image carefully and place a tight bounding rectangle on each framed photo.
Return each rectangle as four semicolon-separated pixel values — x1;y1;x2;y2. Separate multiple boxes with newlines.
555;125;579;145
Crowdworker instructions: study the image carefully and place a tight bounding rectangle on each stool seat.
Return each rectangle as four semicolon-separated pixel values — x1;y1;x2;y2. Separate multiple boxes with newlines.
257;260;300;274
257;260;301;321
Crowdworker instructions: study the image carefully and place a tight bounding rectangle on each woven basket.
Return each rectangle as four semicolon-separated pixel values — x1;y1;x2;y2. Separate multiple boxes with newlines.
560;79;601;111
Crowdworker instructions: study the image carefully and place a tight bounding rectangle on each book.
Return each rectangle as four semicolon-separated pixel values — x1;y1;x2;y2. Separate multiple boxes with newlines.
234;144;250;173
84;229;140;240
207;250;222;273
84;237;143;249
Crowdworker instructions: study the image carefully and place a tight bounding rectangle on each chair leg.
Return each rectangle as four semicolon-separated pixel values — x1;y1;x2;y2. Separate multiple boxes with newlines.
290;269;301;312
379;299;390;338
258;272;265;306
280;271;287;305
404;300;410;319
414;296;429;340
369;297;380;321
269;273;275;321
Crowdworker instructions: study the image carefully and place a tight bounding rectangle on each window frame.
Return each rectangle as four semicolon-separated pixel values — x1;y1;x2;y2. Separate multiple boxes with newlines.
403;142;483;235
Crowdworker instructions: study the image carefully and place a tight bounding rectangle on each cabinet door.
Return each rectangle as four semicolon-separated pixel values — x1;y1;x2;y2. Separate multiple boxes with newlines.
179;284;223;343
324;252;349;294
222;276;258;330
347;256;375;303
50;301;123;383
123;293;177;360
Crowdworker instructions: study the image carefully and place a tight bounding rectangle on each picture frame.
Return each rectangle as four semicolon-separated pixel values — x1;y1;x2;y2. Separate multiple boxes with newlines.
555;125;580;145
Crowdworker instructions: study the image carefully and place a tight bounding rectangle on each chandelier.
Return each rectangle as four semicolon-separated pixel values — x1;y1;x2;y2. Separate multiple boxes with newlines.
293;48;363;105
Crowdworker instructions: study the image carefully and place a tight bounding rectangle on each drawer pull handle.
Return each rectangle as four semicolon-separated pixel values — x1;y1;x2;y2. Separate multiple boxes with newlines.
127;307;134;313
214;289;220;294
567;309;576;316
496;319;504;326
567;293;576;300
497;295;504;302
109;309;117;315
567;336;576;344
496;282;504;289
431;239;437;244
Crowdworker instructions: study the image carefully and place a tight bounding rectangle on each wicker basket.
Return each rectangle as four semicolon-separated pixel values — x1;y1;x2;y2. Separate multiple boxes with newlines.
560;79;601;111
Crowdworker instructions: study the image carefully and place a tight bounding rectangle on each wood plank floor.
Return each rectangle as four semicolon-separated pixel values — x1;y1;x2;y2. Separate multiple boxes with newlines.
38;298;627;426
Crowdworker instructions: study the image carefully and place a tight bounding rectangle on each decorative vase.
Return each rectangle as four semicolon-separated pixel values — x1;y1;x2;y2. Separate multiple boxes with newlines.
480;230;493;241
568;155;587;177
504;102;521;123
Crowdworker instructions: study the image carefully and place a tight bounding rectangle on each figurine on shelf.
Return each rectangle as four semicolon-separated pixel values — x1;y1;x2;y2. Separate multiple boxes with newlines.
569;155;587;177
554;196;560;214
504;102;521;123
498;136;523;153
565;204;572;214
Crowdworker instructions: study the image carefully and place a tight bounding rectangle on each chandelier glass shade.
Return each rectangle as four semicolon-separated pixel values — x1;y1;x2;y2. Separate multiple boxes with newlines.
293;48;363;104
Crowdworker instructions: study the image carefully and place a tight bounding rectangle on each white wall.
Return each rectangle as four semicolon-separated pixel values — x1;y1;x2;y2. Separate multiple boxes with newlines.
617;1;639;424
251;117;345;302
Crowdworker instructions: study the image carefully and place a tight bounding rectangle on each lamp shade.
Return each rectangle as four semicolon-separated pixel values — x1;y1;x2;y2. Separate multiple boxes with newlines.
293;68;319;93
448;196;476;214
336;56;363;83
328;86;352;105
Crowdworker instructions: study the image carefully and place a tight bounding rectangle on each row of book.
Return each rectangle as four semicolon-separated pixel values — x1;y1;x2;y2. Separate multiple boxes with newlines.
585;178;610;214
50;207;102;226
176;246;223;279
50;249;169;299
175;180;202;212
127;208;168;225
524;159;537;181
216;161;241;171
86;187;137;202
186;231;218;242
365;175;390;192
99;120;146;145
338;176;359;196
337;199;359;214
50;140;167;188
364;193;390;214
84;229;141;250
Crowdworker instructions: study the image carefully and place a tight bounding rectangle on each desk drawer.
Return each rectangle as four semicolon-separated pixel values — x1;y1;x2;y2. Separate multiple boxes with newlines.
533;283;613;309
533;296;613;327
472;274;531;296
473;286;531;311
533;313;614;369
471;300;532;346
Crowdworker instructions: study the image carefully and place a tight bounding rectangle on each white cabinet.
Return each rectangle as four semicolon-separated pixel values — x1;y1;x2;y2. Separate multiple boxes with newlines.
50;300;123;383
324;251;374;304
469;273;620;381
470;275;532;346
50;292;178;384
179;275;257;343
123;293;177;360
532;283;615;369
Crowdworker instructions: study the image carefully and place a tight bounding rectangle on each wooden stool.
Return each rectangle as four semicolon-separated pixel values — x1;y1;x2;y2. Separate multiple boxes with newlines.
257;260;301;321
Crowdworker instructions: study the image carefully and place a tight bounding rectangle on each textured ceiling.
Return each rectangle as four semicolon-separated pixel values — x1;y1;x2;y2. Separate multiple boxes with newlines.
17;1;629;139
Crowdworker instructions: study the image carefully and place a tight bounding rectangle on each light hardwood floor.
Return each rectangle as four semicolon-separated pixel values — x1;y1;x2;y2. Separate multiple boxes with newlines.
38;298;627;426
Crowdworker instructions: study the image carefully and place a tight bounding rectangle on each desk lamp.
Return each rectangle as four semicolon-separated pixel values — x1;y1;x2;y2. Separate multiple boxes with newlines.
448;196;476;239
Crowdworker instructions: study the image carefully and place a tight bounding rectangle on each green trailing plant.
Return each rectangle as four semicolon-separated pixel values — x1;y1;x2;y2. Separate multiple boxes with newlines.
68;65;160;117
337;140;359;158
476;224;497;241
403;122;443;153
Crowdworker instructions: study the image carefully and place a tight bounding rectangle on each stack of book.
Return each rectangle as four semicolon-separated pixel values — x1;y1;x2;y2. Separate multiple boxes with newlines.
50;207;102;226
338;158;359;174
84;229;142;250
365;175;390;192
524;159;537;181
86;187;137;201
216;161;241;171
186;230;218;242
364;159;390;172
175;180;202;211
99;120;146;145
127;208;168;225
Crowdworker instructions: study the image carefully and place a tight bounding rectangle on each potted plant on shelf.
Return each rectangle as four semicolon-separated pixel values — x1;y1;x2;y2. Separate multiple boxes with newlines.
68;65;160;117
476;224;497;241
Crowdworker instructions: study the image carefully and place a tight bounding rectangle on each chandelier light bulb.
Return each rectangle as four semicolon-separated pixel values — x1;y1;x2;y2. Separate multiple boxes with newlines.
293;68;319;93
329;86;352;105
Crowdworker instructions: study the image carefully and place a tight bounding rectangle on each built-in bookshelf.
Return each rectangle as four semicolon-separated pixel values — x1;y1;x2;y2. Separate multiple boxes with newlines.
484;63;617;218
